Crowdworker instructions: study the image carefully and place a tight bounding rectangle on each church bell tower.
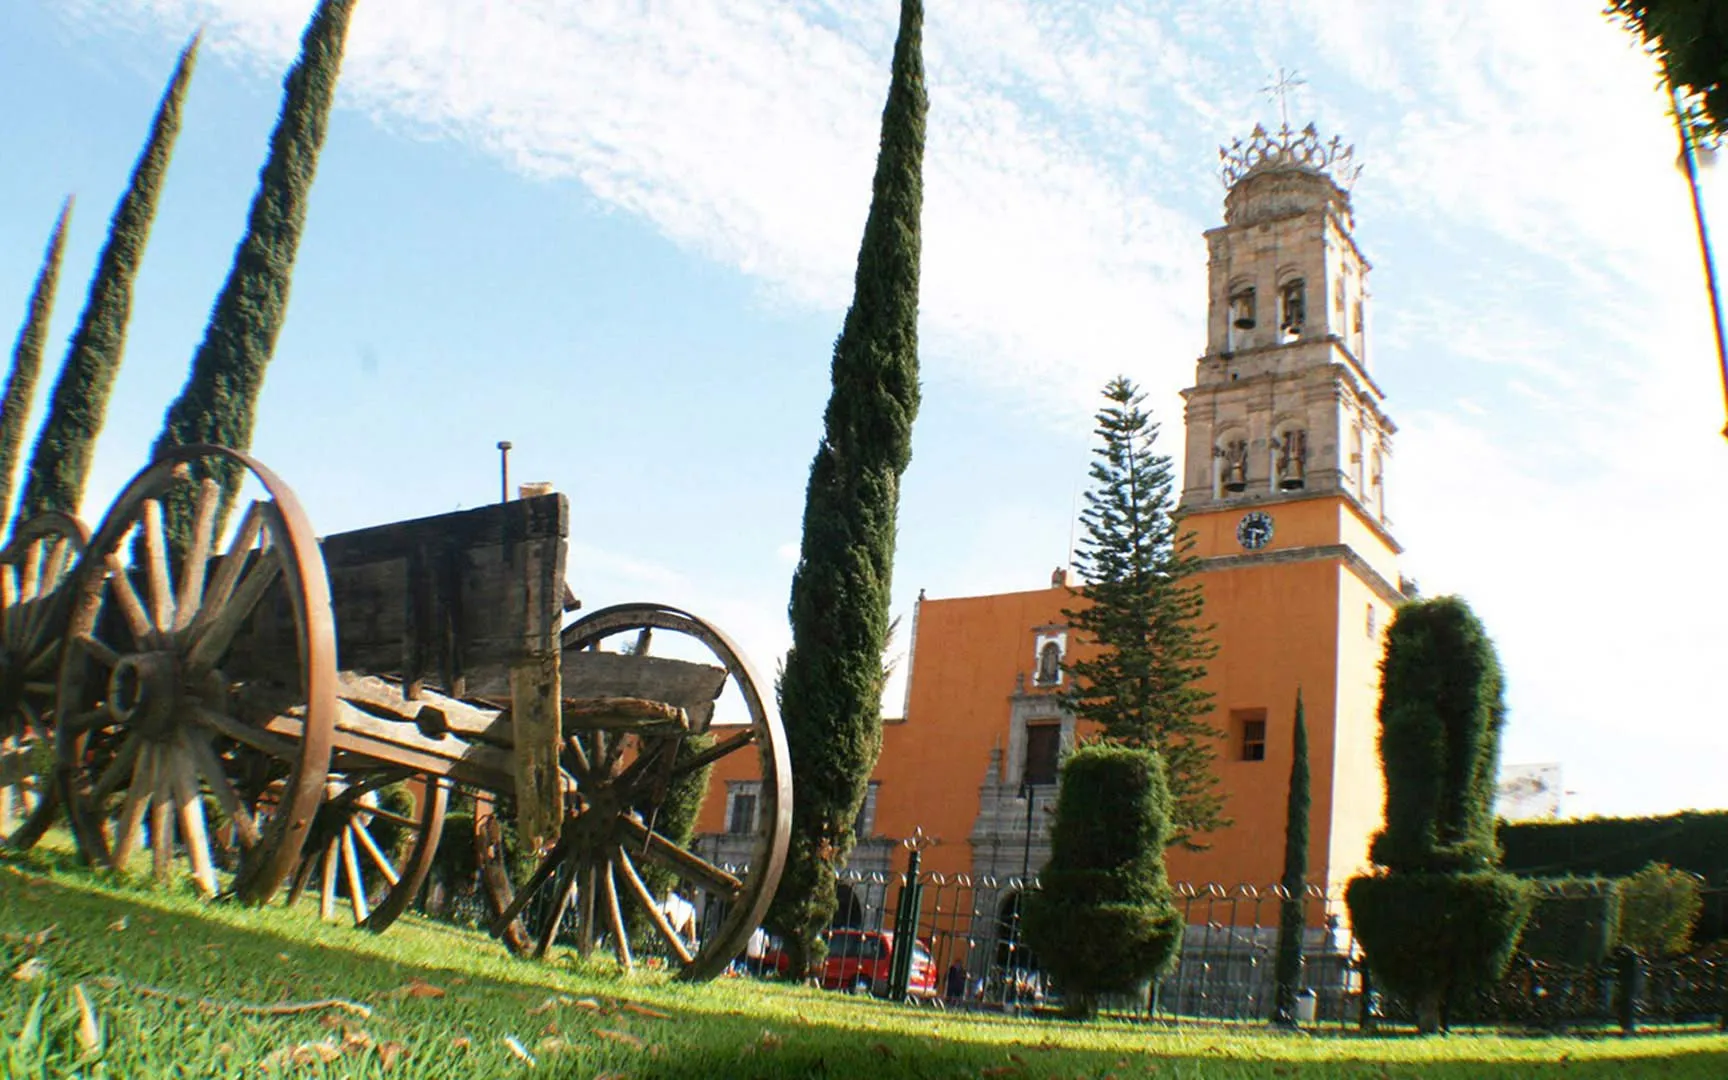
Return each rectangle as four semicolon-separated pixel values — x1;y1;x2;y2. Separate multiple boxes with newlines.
1179;122;1396;555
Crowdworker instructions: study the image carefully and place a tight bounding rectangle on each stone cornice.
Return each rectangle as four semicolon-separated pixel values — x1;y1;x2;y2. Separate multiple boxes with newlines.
1198;542;1406;607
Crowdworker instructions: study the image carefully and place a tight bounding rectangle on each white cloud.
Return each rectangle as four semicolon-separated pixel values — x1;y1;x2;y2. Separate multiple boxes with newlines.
65;0;1728;813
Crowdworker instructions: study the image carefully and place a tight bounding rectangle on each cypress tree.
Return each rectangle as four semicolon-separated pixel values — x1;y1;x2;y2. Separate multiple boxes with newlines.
0;201;73;526
16;39;198;526
1272;689;1310;1026
766;0;926;978
153;0;356;551
1345;596;1533;1033
1062;376;1223;847
1022;744;1184;1020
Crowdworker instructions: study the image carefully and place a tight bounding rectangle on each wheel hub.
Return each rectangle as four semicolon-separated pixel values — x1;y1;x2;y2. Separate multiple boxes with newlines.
108;651;184;739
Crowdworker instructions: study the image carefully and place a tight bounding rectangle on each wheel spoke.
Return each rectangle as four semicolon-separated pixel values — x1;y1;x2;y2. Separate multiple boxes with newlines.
618;815;744;900
75;634;121;669
173;479;222;633
614;848;694;966
109;742;156;868
190;705;301;761
488;836;571;938
189;501;265;632
91;734;144;804
185;553;280;673
604;860;633;970
19;536;43;604
142;498;175;633
668;729;757;781
168;739;218;896
150;751;175;884
186;732;259;848
319;839;340;921
340;825;369;924
350;816;400;886
104;550;154;645
536;859;579;959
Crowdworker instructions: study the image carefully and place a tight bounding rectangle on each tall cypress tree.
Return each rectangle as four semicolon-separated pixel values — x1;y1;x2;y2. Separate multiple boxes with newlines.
0;201;73;526
766;0;926;978
16;39;198;526
153;0;356;550
1062;376;1223;847
1272;689;1310;1026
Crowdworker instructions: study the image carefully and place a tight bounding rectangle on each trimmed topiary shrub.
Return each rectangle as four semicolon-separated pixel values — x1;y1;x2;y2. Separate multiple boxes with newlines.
1347;871;1532;1020
1023;743;1184;1019
1618;862;1703;958
1346;596;1533;1032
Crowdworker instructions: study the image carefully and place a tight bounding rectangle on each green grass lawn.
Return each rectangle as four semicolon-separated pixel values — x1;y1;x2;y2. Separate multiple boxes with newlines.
1;843;1725;1079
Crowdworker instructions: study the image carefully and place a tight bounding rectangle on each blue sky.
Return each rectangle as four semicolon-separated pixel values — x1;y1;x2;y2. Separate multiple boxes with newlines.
3;0;1725;817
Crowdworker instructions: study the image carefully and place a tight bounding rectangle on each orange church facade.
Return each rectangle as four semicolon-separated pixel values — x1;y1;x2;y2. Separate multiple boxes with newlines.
696;122;1401;930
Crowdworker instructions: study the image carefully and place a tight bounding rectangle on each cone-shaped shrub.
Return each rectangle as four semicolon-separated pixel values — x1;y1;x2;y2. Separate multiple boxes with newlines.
153;0;355;552
1023;743;1184;1019
1346;596;1532;1033
767;0;925;978
17;39;197;526
1272;690;1310;1025
0;201;72;525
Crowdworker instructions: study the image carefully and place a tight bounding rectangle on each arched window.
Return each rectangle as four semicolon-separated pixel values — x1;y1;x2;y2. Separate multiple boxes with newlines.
1227;283;1256;351
1034;641;1061;686
1371;450;1385;517
1274;427;1308;491
1279;278;1306;339
1217;436;1249;494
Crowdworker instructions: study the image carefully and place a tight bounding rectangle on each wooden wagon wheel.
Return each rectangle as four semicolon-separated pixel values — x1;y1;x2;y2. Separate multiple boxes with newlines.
56;445;337;903
284;770;448;932
0;512;87;849
479;602;790;982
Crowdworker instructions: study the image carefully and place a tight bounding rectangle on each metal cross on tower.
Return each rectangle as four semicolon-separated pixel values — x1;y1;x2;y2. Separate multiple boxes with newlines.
1261;67;1307;130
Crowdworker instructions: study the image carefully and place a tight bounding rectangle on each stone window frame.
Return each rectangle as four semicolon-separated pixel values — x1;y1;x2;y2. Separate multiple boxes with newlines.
1214;424;1251;496
725;780;761;836
1032;629;1066;687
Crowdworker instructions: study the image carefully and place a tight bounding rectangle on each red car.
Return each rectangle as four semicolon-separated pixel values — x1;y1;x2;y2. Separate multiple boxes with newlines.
818;929;938;999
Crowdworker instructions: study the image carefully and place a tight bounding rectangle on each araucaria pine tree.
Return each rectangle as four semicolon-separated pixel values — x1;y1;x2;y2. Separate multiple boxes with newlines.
0;202;73;525
153;0;355;550
15;39;198;527
766;0;926;979
1063;376;1223;847
1272;689;1311;1026
1345;596;1533;1034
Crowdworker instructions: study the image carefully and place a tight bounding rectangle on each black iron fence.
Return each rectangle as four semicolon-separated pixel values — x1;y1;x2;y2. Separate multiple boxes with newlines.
419;865;1727;1034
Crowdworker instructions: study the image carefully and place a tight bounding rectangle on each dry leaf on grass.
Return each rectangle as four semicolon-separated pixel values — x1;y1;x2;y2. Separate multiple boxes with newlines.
107;917;127;933
503;1034;537;1066
386;978;445;1000
619;1002;671;1020
3;925;55;948
378;1041;408;1070
527;996;561;1016
451;1036;472;1050
10;957;46;982
572;996;604;1011
261;1039;343;1070
595;1028;646;1049
979;1068;1020;1078
537;1036;572;1055
72;985;100;1055
757;1030;784;1050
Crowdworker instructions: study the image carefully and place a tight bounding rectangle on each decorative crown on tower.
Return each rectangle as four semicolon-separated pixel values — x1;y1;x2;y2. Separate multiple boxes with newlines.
1219;122;1362;190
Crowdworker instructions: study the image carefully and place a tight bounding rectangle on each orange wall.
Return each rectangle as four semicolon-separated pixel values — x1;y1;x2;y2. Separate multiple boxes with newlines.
699;496;1397;907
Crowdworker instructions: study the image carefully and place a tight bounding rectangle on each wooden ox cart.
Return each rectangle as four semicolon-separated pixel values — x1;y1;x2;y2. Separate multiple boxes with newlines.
7;444;789;981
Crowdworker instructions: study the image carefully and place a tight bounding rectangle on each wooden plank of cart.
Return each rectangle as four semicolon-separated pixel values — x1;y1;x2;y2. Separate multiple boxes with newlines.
50;445;790;981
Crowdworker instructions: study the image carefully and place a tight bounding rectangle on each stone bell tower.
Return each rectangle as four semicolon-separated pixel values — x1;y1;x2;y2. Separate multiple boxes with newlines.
1178;122;1395;531
1163;120;1404;898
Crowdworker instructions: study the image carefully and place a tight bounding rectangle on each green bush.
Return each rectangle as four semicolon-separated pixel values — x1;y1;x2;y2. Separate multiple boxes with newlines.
1519;879;1621;966
1347;871;1533;1017
1617;862;1703;957
1023;743;1184;1019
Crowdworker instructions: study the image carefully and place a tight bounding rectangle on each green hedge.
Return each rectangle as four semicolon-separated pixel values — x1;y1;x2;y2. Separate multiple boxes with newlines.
1499;811;1727;941
1519;879;1621;966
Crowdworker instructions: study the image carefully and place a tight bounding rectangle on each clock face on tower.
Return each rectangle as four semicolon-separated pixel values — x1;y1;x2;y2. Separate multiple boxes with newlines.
1236;511;1274;551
